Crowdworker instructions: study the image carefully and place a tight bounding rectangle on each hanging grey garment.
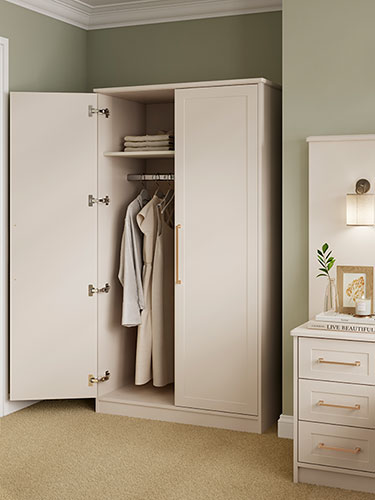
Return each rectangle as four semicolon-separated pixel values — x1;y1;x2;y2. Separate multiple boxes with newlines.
118;189;150;327
152;197;175;387
135;194;162;385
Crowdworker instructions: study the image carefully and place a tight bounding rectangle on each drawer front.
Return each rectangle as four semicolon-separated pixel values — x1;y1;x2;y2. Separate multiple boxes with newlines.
299;421;375;472
299;338;375;384
299;379;375;428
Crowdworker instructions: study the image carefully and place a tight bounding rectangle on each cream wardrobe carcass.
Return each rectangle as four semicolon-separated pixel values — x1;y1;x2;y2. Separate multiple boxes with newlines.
9;79;281;433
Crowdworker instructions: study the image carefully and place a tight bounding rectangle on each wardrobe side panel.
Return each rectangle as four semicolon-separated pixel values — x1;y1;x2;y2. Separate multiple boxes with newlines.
97;94;146;397
10;93;98;400
258;85;282;431
175;85;258;415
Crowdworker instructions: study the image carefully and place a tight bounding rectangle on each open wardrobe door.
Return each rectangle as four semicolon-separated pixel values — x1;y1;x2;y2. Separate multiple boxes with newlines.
10;93;98;400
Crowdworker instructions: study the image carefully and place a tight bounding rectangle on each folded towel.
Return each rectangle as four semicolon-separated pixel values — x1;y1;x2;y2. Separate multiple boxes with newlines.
124;146;174;152
124;140;174;148
124;134;174;142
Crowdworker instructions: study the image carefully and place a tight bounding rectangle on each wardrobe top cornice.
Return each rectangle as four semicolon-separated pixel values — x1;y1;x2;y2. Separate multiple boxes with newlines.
94;78;281;104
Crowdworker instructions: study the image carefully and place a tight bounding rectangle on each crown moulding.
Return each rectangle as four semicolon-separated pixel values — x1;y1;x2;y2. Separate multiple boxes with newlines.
5;0;282;30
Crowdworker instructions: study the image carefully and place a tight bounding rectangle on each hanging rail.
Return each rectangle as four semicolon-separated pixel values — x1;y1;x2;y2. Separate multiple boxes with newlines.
127;173;174;182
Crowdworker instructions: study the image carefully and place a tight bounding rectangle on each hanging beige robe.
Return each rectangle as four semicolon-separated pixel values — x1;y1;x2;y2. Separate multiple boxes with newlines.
135;194;161;385
151;200;174;387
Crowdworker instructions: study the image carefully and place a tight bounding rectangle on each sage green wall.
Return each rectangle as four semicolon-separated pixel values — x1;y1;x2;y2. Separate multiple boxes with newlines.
0;0;87;91
87;12;282;89
283;0;375;415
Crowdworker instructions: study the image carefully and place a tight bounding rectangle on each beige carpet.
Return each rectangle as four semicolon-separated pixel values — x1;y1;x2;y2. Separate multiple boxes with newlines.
0;400;374;500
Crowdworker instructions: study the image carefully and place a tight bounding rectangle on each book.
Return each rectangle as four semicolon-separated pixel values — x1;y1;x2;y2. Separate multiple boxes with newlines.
308;321;375;334
315;311;375;325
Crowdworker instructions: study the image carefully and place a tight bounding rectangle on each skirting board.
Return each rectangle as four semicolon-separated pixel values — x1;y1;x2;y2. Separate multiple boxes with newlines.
298;467;375;495
96;400;263;433
277;414;293;439
3;399;37;417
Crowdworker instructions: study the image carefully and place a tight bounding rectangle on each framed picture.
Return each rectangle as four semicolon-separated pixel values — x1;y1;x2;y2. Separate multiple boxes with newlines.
337;266;374;314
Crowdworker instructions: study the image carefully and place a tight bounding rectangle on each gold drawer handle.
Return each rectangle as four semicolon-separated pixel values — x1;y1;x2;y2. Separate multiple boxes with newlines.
318;357;361;367
176;224;182;285
317;400;360;411
318;443;361;455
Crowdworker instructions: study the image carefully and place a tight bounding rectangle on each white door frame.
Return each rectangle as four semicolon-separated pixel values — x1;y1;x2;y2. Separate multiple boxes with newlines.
0;37;37;416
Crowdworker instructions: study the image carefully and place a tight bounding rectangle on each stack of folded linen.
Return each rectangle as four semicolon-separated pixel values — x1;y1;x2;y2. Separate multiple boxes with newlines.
124;132;174;152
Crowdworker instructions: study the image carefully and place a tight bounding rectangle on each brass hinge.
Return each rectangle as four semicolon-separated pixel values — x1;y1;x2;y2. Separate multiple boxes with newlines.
88;194;110;207
88;370;110;387
88;283;111;296
88;105;110;118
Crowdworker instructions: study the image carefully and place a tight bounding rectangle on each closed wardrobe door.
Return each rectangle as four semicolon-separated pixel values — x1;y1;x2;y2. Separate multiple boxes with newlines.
10;93;98;400
175;85;258;415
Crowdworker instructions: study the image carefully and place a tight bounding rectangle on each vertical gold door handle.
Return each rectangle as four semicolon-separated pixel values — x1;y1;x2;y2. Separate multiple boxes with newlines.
176;224;181;284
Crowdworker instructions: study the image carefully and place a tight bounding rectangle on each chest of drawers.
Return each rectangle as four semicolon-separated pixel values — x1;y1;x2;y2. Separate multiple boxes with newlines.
292;323;375;495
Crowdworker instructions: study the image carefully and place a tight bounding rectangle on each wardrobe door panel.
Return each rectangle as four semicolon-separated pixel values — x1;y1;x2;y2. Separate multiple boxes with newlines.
10;93;98;400
175;85;258;415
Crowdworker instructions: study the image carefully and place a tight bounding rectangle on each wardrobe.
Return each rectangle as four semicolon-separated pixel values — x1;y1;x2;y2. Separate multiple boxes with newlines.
9;78;281;433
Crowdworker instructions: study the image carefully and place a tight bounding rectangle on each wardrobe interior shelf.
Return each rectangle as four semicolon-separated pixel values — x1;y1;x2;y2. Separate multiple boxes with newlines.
104;151;175;159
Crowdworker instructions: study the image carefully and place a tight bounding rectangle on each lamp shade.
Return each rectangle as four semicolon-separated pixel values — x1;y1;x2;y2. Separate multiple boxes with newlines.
346;194;375;226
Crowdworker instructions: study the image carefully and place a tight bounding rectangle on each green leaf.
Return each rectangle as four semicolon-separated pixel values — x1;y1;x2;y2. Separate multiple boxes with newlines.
322;243;329;253
317;256;325;265
327;257;335;263
326;251;332;259
317;249;323;257
318;268;329;274
327;261;334;270
316;274;327;278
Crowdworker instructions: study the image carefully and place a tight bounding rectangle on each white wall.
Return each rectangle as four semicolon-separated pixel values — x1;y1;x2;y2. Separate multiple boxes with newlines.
309;135;375;318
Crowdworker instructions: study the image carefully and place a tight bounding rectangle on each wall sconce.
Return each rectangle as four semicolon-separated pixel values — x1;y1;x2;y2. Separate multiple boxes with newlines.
346;179;375;226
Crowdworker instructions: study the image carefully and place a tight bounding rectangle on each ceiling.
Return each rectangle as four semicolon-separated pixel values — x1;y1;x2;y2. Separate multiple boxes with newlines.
5;0;282;30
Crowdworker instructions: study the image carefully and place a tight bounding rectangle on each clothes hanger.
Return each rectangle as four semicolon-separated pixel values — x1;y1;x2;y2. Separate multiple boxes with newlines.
138;175;150;201
153;174;164;198
161;190;174;214
158;188;172;208
157;173;174;208
140;173;147;191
